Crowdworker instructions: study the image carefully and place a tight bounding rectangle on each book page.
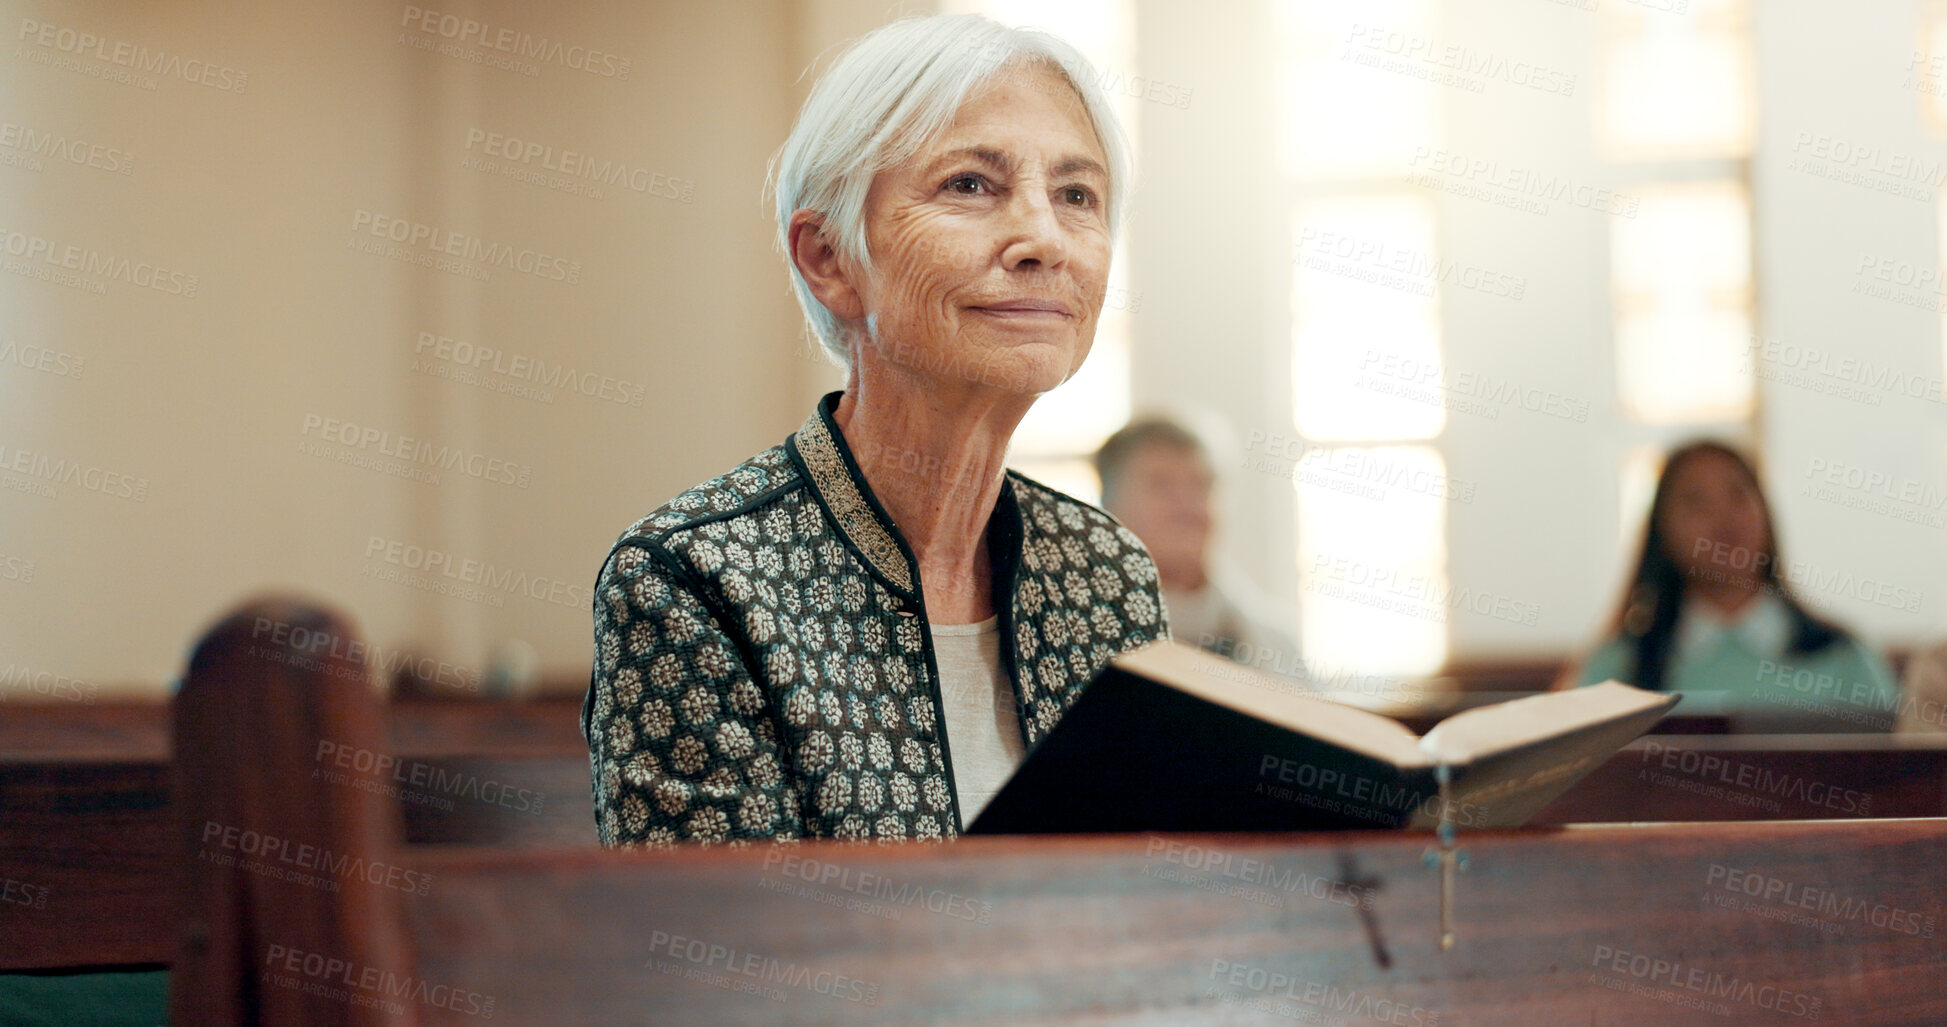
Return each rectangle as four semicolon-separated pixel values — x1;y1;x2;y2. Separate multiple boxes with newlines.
1417;681;1677;765
1114;642;1430;767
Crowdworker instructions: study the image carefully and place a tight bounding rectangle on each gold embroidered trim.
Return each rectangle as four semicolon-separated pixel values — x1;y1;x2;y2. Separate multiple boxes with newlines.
796;412;915;593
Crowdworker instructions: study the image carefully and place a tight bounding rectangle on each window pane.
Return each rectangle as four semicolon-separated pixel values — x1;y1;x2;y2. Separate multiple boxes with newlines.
1920;7;1947;132
1295;445;1447;675
1612;181;1754;424
1597;0;1754;160
1611;181;1750;297
1615;308;1754;423
1274;0;1439;181
1292;194;1444;440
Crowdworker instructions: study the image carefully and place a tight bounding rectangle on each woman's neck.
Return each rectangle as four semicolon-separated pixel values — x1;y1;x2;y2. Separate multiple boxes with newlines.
831;368;1031;624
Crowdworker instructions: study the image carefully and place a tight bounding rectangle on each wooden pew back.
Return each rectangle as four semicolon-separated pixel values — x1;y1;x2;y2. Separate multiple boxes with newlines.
168;599;1947;1024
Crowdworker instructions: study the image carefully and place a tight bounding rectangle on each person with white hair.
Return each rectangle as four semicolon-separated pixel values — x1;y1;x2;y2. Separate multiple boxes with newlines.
582;14;1168;845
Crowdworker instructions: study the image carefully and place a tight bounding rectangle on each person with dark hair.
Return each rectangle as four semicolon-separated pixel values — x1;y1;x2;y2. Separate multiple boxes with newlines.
1095;418;1298;669
1567;441;1898;730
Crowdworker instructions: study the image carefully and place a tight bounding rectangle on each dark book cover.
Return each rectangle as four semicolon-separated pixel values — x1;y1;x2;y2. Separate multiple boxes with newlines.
968;643;1676;835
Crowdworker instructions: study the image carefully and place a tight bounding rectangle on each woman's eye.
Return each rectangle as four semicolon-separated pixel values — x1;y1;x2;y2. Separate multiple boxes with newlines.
945;174;986;195
1061;185;1096;206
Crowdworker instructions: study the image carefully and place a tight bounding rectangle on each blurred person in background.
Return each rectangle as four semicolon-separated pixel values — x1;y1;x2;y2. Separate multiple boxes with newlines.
1096;418;1298;671
1565;440;1898;730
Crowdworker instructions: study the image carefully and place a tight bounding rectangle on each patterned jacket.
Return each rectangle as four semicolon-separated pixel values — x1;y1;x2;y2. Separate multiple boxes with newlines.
582;393;1169;845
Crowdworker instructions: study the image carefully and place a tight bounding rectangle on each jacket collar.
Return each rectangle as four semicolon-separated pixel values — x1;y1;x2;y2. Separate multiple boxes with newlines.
788;392;921;597
787;391;1025;607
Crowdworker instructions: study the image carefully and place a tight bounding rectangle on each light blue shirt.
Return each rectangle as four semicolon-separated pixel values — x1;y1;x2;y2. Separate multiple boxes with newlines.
1577;595;1899;731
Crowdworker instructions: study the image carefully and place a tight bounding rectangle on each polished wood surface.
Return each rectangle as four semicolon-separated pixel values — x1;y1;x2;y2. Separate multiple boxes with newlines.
170;598;416;1026
0;695;586;761
402;819;1947;1024
12;735;1947;973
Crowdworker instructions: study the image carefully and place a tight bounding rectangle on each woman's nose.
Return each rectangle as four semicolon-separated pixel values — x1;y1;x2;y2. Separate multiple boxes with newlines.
999;193;1068;271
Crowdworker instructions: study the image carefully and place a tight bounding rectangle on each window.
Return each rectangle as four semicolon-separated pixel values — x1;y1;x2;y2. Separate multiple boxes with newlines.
1597;0;1757;538
1278;0;1449;676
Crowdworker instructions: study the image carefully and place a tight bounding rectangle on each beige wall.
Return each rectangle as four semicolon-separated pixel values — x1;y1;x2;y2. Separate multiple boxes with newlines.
7;1;1944;700
0;0;860;697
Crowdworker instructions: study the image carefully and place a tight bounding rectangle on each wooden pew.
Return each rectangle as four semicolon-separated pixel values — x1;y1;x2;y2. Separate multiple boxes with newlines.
0;695;586;762
172;599;1947;1024
0;754;593;972
1535;734;1947;824
1;655;590;973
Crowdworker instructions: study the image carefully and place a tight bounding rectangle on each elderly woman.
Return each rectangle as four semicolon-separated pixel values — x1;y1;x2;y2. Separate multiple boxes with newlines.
581;15;1168;846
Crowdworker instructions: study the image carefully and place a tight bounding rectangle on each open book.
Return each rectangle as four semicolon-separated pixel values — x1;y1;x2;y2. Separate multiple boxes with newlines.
966;641;1678;835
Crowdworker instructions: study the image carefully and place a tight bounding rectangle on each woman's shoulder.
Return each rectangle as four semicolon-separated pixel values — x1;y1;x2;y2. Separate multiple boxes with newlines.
1005;469;1161;591
610;444;803;550
1006;469;1143;545
598;444;810;593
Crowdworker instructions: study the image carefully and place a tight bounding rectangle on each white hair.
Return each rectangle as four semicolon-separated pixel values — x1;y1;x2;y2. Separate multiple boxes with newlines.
770;13;1133;370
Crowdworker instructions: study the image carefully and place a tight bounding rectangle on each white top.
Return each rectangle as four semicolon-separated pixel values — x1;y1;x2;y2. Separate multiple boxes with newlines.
1673;593;1791;663
930;616;1026;824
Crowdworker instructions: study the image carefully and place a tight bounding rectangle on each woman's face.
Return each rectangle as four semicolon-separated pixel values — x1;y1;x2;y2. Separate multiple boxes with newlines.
1658;450;1772;582
850;63;1112;397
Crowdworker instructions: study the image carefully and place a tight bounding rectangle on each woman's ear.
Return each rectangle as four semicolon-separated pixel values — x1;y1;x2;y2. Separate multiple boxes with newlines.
789;210;865;321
